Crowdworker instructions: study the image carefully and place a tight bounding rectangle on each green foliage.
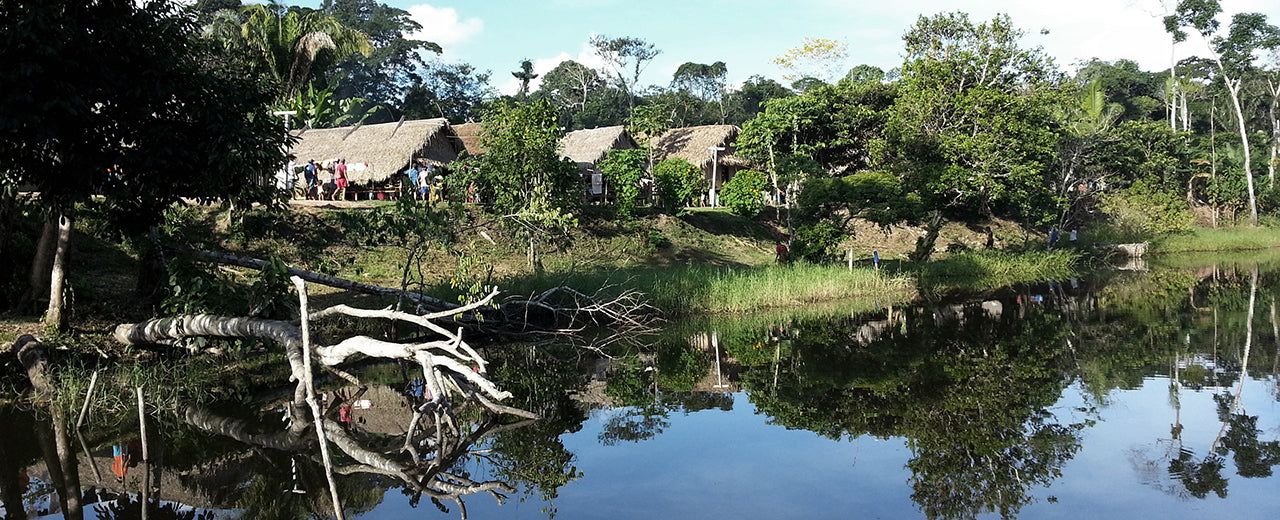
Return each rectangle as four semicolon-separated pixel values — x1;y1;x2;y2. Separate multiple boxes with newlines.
790;221;845;263
0;0;289;234
737;81;896;176
1100;179;1194;235
651;158;707;214
470;98;583;215
598;148;647;220
289;83;378;129
719;170;770;217
797;171;921;228
884;12;1059;220
207;2;372;95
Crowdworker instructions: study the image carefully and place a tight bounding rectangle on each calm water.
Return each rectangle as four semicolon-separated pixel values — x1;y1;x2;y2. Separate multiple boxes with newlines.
4;259;1280;520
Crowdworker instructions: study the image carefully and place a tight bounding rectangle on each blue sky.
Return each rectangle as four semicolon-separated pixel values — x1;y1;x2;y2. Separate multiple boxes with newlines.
292;0;1280;95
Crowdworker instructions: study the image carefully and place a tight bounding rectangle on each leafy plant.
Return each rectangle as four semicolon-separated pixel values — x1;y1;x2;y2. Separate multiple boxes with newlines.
719;169;770;217
652;158;706;214
598;148;647;221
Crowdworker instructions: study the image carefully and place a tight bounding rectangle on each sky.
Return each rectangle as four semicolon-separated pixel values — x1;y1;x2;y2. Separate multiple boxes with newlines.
292;0;1280;95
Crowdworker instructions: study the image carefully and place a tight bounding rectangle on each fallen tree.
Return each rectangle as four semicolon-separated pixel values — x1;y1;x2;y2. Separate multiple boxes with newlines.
185;249;658;336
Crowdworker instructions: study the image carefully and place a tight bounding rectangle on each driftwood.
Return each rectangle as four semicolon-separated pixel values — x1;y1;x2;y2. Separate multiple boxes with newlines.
1095;242;1148;258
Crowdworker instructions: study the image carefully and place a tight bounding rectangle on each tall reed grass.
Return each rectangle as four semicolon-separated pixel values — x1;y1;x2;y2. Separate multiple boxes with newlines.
1151;227;1280;254
496;263;913;316
918;249;1079;292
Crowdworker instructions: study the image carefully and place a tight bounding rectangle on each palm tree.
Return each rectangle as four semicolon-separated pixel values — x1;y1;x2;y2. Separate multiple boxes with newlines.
206;2;371;95
512;59;538;97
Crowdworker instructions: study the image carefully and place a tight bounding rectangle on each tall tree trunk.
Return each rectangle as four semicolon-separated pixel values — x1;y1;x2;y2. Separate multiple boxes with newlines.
44;213;73;330
21;217;57;313
1226;82;1258;226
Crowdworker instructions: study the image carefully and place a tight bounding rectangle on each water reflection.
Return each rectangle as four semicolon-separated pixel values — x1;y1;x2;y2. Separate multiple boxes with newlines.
5;259;1280;519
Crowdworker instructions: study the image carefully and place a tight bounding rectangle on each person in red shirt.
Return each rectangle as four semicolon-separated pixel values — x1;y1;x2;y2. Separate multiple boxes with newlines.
333;159;349;201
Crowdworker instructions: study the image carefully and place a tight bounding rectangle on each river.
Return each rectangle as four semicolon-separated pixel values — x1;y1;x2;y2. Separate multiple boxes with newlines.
3;255;1279;519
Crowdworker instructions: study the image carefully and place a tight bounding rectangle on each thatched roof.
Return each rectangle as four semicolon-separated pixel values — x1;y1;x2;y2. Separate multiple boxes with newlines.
451;122;487;157
558;125;638;170
650;124;749;168
289;118;462;185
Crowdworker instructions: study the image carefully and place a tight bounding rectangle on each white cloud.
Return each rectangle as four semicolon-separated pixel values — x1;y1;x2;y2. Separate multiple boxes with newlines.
406;4;484;55
497;40;609;96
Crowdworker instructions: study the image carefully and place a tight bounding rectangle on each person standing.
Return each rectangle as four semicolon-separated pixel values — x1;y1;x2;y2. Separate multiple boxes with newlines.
406;163;421;200
334;158;349;201
303;160;318;200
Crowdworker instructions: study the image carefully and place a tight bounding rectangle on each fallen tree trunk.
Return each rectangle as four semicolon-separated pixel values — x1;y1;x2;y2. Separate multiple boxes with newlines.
188;249;458;313
186;249;659;336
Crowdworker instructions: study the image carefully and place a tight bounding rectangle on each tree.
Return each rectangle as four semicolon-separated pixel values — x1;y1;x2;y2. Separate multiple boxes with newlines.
206;2;372;96
401;61;492;123
1166;1;1280;225
590;35;661;109
464;99;581;270
722;75;794;126
671;61;728;122
537;60;605;112
883;13;1060;261
772;37;849;85
0;0;289;328
469;99;582;216
597;148;648;221
512;59;539;98
321;0;442;115
534;60;627;129
844;64;886;85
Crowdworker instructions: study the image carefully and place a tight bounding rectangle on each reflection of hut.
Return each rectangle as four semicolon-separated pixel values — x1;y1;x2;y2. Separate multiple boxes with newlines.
288;118;463;196
451;122;486;157
558;125;639;200
650;125;747;205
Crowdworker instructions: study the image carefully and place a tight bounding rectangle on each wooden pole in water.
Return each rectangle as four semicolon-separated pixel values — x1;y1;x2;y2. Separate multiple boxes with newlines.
76;370;99;430
136;387;149;520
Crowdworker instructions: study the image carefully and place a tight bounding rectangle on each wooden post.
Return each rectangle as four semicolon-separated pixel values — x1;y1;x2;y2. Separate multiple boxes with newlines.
847;248;853;271
76;370;99;430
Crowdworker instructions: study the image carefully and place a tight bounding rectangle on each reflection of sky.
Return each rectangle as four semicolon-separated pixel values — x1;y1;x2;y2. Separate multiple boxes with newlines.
363;378;1280;519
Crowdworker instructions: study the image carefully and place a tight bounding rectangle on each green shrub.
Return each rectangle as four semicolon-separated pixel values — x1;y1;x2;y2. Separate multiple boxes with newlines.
719;169;769;217
652;158;706;214
1099;179;1193;236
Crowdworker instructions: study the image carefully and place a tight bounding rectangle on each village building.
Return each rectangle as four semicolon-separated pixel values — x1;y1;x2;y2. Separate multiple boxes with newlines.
450;121;487;158
288;118;464;199
556;125;639;201
649;124;747;206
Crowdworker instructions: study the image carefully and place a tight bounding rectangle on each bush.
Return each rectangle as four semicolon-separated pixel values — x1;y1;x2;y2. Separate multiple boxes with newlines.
652;158;706;214
599;148;647;221
791;222;845;263
1099;179;1193;236
719;169;770;217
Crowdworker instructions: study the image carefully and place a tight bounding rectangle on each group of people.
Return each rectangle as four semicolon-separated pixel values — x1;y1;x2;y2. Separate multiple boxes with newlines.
405;160;444;203
277;154;351;201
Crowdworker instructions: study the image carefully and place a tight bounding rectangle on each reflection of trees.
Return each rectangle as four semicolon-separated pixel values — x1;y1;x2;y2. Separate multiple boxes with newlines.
738;304;1084;520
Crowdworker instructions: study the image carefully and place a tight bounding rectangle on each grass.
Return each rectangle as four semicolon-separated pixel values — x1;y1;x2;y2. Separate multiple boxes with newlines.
917;249;1081;294
1150;227;1280;254
493;262;914;316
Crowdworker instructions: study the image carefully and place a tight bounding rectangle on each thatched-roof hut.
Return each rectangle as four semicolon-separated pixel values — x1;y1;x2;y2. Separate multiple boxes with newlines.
650;125;749;203
289;118;463;186
557;125;638;172
451;122;487;157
